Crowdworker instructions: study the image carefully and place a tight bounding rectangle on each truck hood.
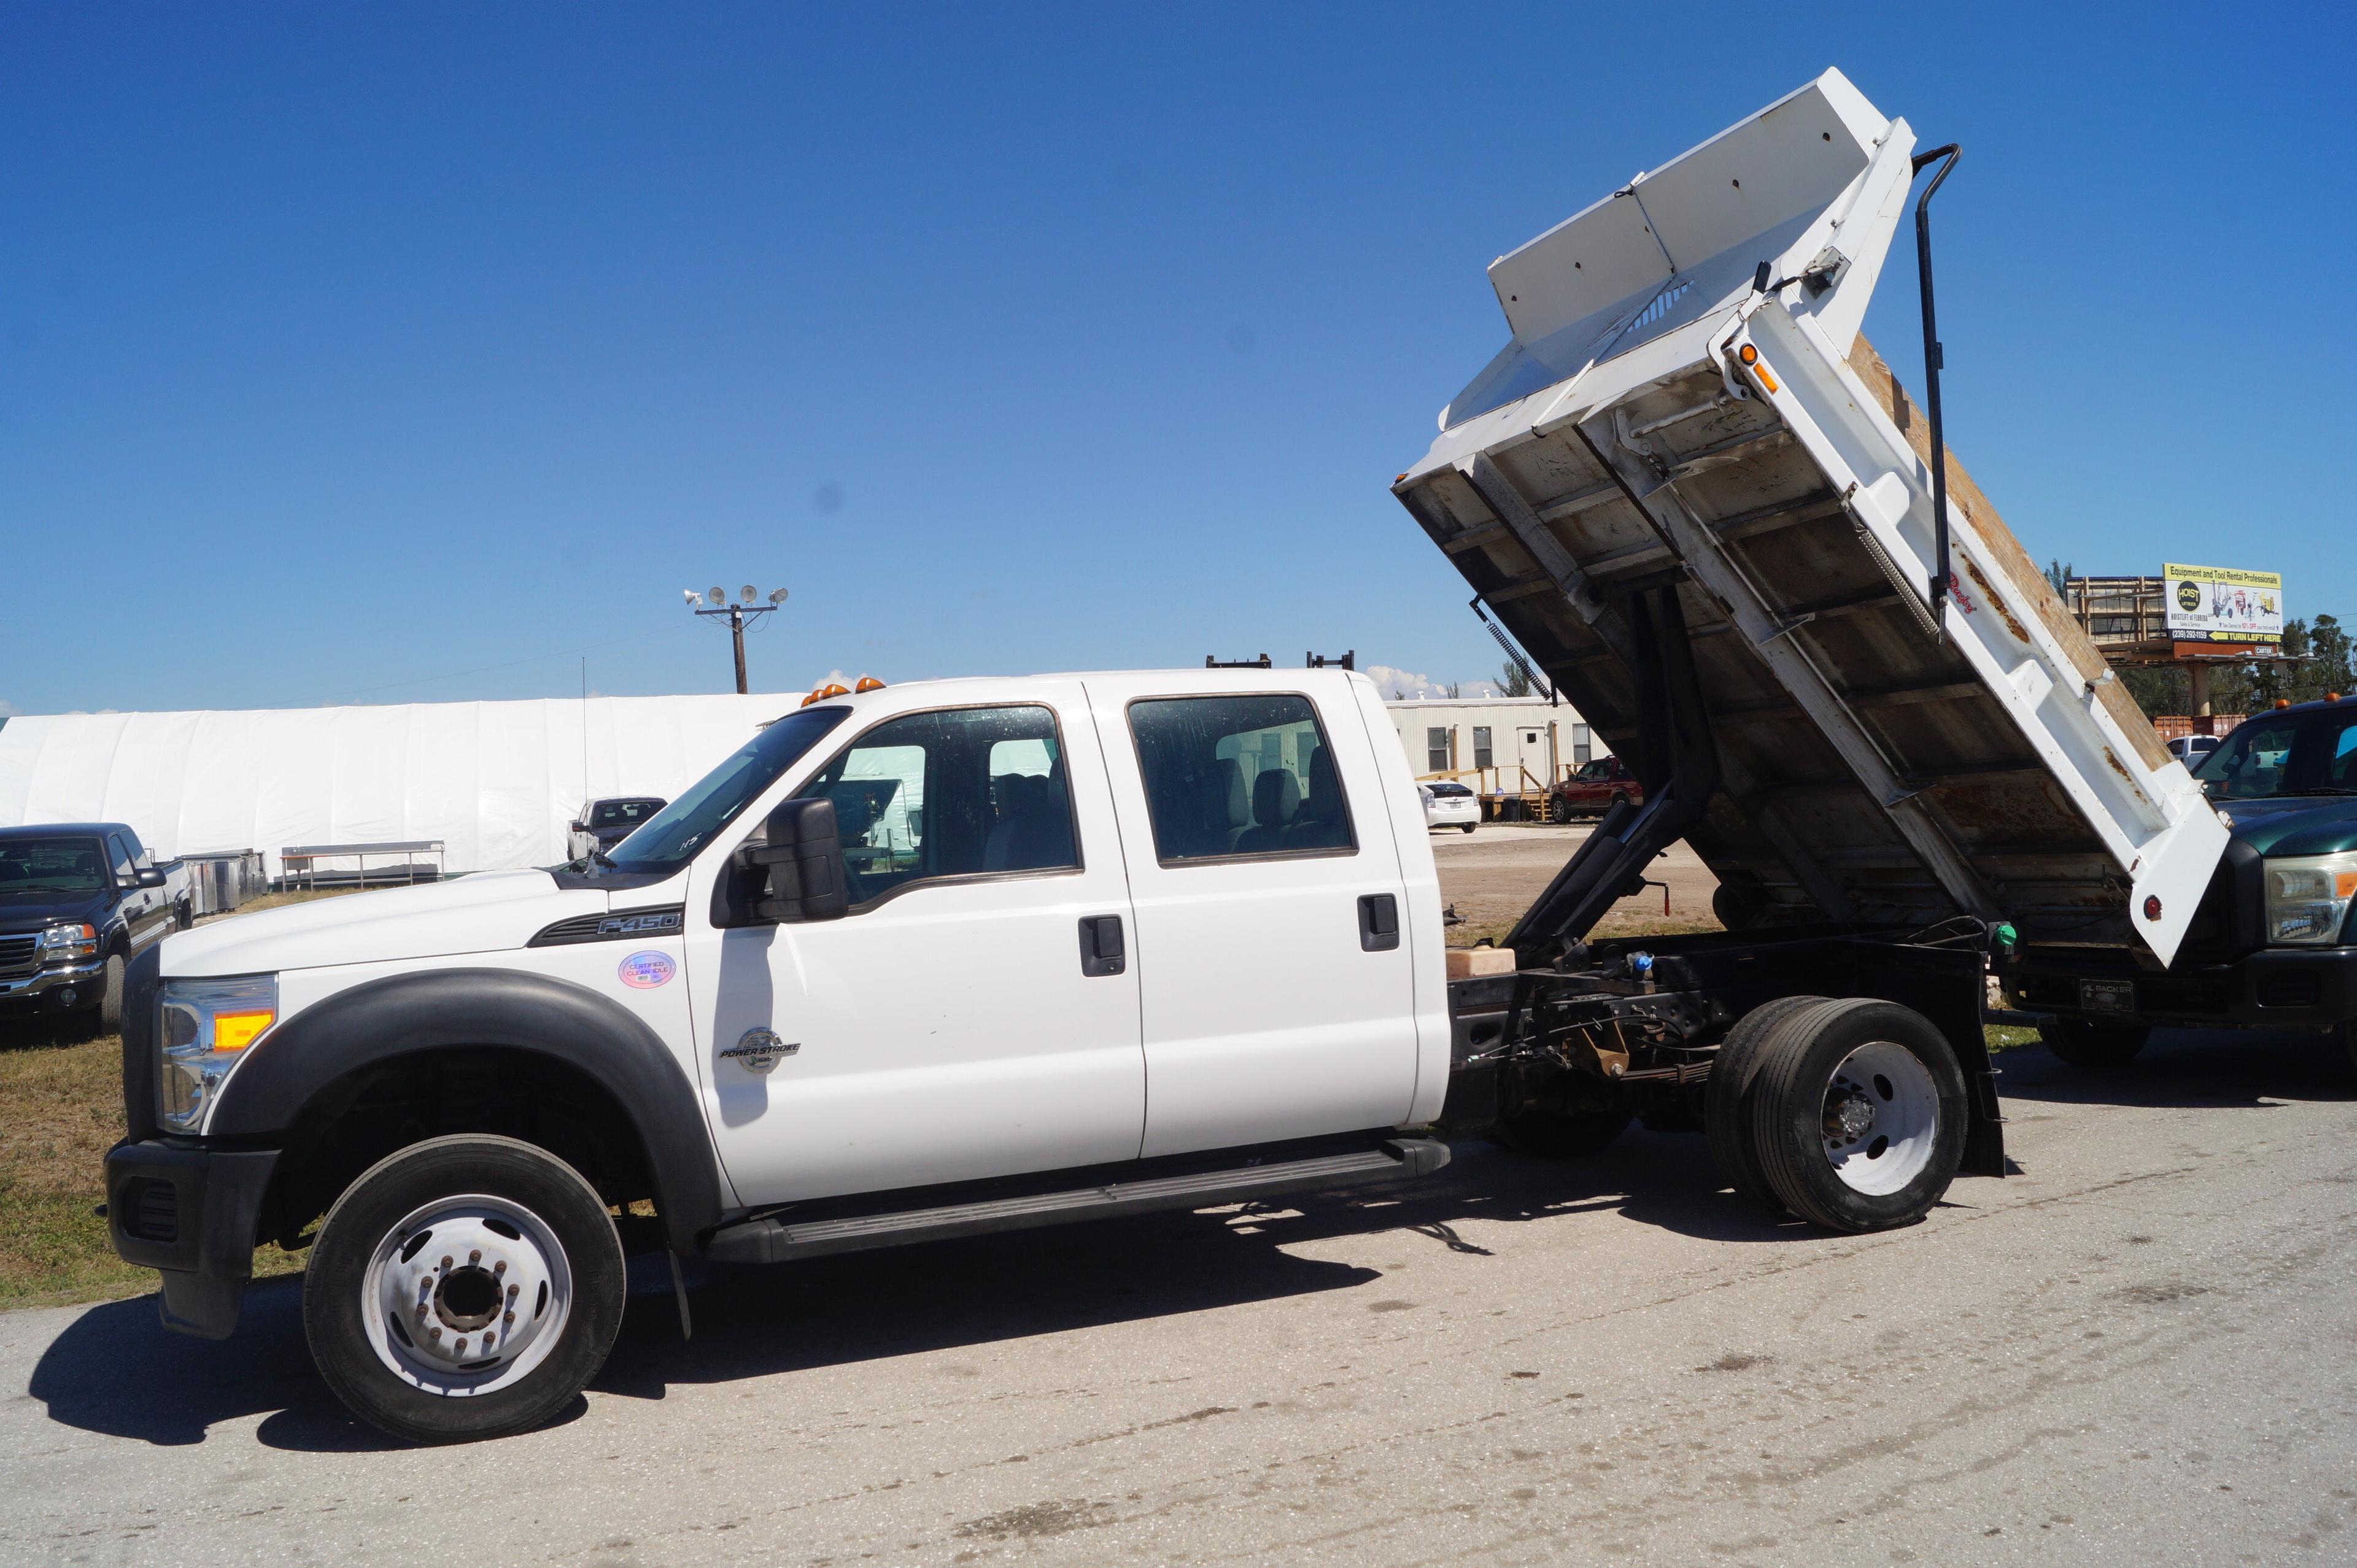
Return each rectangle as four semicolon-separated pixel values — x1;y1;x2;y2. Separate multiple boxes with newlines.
2222;796;2357;858
0;891;113;936
158;870;623;978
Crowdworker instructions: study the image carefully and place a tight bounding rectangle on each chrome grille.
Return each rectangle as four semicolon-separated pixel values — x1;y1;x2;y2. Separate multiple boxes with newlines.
0;935;39;977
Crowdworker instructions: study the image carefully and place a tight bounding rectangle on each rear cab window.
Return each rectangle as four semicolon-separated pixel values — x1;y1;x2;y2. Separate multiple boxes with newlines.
1126;694;1356;863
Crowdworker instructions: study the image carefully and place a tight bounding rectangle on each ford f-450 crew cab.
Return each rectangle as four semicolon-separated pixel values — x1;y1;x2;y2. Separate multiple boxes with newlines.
109;68;2211;1445
106;666;2002;1443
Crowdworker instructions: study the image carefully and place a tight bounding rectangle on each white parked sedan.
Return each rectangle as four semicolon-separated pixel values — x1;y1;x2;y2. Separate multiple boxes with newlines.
1420;780;1480;833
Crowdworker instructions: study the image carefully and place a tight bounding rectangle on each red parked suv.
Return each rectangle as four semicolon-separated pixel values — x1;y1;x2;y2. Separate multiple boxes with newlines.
1549;755;1643;818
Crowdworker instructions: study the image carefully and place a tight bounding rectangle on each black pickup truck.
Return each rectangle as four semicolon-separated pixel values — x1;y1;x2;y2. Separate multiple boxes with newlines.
0;822;190;1031
2002;696;2357;1068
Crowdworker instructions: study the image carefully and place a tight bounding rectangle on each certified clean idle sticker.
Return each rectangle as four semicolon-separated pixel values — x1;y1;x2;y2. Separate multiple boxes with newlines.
617;950;676;989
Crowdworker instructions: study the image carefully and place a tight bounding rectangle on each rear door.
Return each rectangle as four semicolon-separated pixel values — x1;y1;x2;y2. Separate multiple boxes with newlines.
1086;673;1420;1156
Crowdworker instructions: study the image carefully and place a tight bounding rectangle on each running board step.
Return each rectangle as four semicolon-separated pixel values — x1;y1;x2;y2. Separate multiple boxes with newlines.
702;1138;1452;1264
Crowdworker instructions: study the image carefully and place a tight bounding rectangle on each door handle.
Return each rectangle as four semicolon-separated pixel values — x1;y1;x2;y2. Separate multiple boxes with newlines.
1358;894;1400;952
1078;914;1125;977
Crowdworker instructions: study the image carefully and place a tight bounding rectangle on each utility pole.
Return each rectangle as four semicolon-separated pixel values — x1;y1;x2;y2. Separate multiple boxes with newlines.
684;585;788;694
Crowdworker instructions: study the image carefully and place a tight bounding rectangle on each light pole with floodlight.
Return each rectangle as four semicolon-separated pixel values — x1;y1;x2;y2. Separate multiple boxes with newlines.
684;585;788;694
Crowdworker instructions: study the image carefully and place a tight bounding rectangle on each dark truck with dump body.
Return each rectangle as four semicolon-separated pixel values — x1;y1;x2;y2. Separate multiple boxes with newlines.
2000;697;2357;1066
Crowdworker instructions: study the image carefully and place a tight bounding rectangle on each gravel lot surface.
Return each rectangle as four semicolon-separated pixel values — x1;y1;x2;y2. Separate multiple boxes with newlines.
1431;823;1720;935
6;1028;2352;1567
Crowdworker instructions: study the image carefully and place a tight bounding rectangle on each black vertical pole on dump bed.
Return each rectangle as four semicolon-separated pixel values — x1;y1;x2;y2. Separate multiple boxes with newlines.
1910;144;1960;641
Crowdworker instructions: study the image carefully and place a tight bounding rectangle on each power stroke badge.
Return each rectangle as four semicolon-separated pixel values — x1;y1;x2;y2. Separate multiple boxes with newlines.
721;1027;797;1072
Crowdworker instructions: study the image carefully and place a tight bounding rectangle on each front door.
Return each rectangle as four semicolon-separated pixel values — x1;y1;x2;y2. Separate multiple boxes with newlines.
1085;677;1420;1157
682;689;1145;1205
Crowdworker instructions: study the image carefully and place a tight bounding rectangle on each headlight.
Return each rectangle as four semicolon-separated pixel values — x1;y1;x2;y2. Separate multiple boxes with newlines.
2263;852;2357;946
38;923;98;964
158;975;277;1134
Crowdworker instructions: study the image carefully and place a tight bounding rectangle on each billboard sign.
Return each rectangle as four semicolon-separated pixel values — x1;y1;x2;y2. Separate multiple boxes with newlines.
2164;563;2283;646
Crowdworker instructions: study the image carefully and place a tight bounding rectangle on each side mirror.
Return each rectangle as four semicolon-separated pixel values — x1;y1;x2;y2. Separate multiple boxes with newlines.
568;821;585;834
136;866;168;889
745;797;849;922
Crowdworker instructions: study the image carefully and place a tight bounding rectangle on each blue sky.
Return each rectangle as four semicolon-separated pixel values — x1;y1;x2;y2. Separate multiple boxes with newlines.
4;2;2351;716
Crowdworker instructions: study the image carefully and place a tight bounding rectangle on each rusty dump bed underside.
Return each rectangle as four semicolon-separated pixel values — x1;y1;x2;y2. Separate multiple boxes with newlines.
1401;334;2176;947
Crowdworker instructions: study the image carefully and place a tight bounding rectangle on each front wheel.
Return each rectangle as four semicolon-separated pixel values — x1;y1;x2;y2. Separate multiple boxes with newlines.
95;953;125;1034
1746;999;1967;1233
2043;1019;2149;1069
304;1135;627;1444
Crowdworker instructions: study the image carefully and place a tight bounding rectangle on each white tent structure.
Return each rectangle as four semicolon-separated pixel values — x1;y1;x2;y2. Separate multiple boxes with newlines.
0;695;803;878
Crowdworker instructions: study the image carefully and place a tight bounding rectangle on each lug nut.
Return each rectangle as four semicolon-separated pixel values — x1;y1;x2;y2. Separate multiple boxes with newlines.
454;1338;466;1354
506;1283;519;1298
493;1260;507;1276
502;1310;514;1326
429;1327;442;1342
440;1256;453;1270
469;1249;482;1264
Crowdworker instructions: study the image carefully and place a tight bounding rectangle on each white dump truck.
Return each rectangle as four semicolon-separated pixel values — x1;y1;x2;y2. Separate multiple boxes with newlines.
105;68;2226;1444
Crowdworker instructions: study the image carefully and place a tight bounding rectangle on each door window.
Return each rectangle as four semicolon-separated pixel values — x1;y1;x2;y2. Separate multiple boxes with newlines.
1426;727;1449;773
1472;727;1493;769
1127;694;1355;862
1572;723;1592;765
107;835;139;887
796;705;1077;907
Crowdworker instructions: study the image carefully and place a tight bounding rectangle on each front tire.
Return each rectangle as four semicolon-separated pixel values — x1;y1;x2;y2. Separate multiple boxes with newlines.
95;953;125;1034
1746;999;1967;1233
2043;1019;2149;1069
304;1135;626;1444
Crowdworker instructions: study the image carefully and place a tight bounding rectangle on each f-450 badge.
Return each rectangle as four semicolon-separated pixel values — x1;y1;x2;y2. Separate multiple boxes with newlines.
721;1028;797;1072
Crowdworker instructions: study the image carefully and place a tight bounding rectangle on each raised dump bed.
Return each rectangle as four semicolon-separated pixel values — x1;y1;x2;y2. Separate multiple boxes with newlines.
1395;68;2225;965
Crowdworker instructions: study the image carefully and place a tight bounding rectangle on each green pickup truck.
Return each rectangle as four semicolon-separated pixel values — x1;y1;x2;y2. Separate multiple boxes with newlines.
2003;695;2357;1068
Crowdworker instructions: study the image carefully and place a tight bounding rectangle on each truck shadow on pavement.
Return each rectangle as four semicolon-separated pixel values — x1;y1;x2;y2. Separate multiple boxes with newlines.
29;1135;1817;1450
1996;1027;2355;1112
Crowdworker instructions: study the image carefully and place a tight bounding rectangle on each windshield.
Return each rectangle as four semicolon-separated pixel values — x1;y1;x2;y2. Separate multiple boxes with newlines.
601;707;851;870
0;838;108;897
2194;711;2357;800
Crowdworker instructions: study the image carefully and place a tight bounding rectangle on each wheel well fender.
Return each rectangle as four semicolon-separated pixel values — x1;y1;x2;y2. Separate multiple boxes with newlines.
209;967;723;1251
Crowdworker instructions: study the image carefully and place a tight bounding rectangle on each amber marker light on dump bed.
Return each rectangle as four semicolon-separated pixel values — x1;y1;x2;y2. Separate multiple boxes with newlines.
1737;342;1779;392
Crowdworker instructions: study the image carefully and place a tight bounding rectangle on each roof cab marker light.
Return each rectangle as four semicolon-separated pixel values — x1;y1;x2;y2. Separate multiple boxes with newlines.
1736;342;1780;393
855;676;886;692
800;681;853;708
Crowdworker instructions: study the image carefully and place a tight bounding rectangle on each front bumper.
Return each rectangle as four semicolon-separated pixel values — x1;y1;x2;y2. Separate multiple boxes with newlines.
2008;946;2357;1032
104;1138;279;1340
0;956;106;1007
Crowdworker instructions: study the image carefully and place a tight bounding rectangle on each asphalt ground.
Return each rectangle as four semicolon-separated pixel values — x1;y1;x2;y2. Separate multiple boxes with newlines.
6;1024;2352;1567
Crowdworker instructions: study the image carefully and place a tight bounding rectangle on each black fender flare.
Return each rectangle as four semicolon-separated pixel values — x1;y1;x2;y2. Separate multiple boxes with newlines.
207;967;724;1251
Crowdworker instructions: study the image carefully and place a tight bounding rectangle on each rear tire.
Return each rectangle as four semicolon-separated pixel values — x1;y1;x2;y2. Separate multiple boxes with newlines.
304;1135;626;1445
1707;995;1830;1213
2043;1019;2149;1069
1747;998;1967;1233
1459;823;1476;834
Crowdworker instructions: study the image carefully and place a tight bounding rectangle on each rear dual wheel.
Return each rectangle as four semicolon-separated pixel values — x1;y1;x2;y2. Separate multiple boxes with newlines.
1710;998;1968;1232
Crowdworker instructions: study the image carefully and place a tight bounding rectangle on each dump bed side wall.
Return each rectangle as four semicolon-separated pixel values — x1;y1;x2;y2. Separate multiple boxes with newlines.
1842;337;2171;773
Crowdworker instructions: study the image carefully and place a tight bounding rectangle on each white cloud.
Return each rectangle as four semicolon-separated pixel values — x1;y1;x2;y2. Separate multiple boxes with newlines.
0;697;23;719
1363;665;1504;701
